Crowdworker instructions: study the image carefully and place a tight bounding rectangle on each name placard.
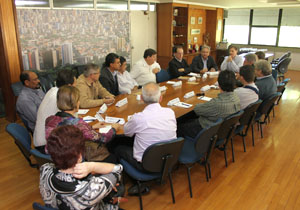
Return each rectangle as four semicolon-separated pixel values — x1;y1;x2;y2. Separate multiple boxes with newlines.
172;81;182;87
159;86;167;92
115;98;128;107
98;103;107;114
200;85;210;92
184;91;195;99
188;76;196;82
167;97;180;106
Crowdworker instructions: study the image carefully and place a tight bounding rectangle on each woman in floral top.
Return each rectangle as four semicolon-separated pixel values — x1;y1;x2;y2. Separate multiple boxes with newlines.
45;86;120;163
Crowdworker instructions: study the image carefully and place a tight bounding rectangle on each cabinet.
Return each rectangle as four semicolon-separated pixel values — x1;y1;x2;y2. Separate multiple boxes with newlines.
157;3;223;69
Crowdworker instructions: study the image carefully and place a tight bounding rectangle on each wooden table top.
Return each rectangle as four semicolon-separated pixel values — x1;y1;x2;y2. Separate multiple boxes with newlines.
80;75;220;134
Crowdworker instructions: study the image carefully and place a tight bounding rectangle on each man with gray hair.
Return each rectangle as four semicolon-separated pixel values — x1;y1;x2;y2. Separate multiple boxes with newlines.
243;53;258;66
191;45;218;73
115;82;177;172
76;63;115;108
254;60;277;100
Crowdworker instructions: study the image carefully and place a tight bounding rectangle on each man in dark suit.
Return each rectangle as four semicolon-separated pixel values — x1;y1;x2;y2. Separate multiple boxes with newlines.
168;45;190;79
191;45;218;73
100;53;120;96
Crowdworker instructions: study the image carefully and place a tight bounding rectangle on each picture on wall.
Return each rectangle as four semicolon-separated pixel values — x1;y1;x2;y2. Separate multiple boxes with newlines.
198;17;203;24
17;9;130;70
191;16;195;25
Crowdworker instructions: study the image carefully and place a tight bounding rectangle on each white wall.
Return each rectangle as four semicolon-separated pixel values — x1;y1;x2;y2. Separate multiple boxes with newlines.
130;11;157;67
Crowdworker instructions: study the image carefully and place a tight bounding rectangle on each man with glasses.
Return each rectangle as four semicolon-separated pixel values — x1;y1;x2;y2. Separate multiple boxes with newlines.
16;71;45;133
191;45;218;74
76;63;115;108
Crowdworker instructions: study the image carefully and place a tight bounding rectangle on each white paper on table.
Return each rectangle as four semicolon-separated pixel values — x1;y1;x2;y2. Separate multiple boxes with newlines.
167;97;180;106
195;74;201;78
198;96;212;101
77;109;89;114
115;98;128;107
172;81;182;87
210;85;219;89
160;86;167;92
184;91;195;99
105;116;125;125
99;125;112;134
98;103;107;114
188;76;196;82
188;72;198;77
174;102;193;108
95;113;105;122
166;81;176;85
83;116;97;122
200;85;211;92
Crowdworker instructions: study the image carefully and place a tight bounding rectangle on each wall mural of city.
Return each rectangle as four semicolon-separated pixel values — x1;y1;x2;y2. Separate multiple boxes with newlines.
17;9;130;71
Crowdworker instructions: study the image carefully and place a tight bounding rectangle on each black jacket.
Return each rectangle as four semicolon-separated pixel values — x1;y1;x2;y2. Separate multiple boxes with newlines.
191;55;218;73
99;67;119;96
168;58;191;79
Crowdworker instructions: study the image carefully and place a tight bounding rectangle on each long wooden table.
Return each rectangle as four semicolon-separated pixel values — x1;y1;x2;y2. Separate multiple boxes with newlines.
81;75;219;134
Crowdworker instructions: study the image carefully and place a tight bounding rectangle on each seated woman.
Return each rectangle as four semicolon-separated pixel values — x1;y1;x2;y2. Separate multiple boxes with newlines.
45;85;120;163
220;45;243;73
40;125;123;209
117;56;138;94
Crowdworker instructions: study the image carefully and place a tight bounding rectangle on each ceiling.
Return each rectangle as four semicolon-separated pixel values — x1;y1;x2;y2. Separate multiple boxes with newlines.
170;0;300;8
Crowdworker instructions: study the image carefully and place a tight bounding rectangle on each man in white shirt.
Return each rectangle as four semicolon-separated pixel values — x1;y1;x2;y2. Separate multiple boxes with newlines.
117;56;138;94
130;49;161;86
33;70;76;152
234;65;259;109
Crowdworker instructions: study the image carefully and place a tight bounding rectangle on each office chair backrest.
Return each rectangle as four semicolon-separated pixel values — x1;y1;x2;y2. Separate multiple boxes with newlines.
6;123;34;166
217;110;244;141
278;51;291;62
195;118;223;155
156;69;170;83
258;92;282;116
142;137;184;174
30;149;52;168
32;202;57;210
277;57;291;74
11;82;24;97
39;74;55;93
239;100;262;126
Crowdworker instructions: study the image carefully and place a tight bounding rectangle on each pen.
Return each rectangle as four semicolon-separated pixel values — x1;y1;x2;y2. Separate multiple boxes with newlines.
116;119;121;123
181;102;191;107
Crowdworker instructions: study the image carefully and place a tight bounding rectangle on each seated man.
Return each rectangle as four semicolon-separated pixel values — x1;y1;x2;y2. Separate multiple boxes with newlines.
130;49;161;86
76;63;114;108
243;53;258;66
115;82;177;172
100;53;120;96
191;45;218;73
177;70;240;138
168;45;190;79
234;65;259;109
16;71;45;133
255;51;265;60
254;60;277;101
117;56;138;94
33;69;76;152
221;45;243;73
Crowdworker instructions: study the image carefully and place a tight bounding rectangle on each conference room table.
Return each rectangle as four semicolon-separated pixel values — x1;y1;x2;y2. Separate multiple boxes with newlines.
80;74;220;134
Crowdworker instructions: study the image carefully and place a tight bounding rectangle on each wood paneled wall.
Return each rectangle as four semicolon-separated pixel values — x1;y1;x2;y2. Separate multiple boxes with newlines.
188;8;206;47
0;0;23;122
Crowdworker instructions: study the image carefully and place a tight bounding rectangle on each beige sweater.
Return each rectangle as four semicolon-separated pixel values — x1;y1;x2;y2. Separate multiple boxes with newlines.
76;74;113;108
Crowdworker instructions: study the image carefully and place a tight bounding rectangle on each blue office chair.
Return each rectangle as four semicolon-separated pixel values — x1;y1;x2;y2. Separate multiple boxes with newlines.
255;92;282;138
32;202;57;210
282;78;290;85
6;123;37;168
179;119;223;198
156;69;170;83
11;81;23;97
235;100;262;151
30;149;52;169
215;110;244;167
120;137;184;210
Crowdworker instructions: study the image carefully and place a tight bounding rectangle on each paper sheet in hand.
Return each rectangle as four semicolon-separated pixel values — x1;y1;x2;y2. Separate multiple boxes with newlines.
105;116;125;125
77;109;89;114
198;96;212;101
99;125;112;134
